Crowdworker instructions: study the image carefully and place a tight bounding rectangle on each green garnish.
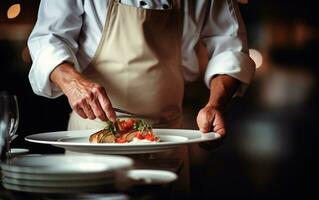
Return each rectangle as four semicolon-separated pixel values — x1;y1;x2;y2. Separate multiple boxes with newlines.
133;119;152;132
105;119;152;135
104;120;119;133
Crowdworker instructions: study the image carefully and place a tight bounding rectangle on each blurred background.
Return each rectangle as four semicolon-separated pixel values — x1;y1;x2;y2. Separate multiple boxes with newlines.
0;0;318;199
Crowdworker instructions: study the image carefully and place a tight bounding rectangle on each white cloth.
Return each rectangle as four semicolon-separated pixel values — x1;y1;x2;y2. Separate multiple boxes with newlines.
28;0;255;98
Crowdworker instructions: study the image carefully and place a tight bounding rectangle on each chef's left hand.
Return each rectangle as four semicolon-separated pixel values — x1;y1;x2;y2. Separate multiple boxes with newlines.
196;105;226;150
196;75;239;150
196;105;225;136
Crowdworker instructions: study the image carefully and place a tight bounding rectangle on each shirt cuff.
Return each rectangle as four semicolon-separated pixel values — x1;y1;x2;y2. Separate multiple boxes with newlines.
28;44;77;98
204;51;255;96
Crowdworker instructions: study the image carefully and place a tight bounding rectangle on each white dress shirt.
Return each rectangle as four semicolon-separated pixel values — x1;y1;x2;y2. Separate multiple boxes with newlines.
28;0;255;98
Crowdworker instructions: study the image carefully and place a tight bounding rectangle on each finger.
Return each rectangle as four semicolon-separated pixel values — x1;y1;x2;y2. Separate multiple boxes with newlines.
200;121;211;133
197;111;214;133
89;98;107;121
82;100;96;120
74;106;88;119
214;126;226;136
96;88;116;122
212;113;226;136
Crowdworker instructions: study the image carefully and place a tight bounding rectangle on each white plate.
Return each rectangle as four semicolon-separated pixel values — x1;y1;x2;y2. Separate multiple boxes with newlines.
25;129;221;154
2;182;109;193
10;148;30;157
1;154;133;175
127;169;177;185
43;194;129;200
3;176;114;187
1;169;114;181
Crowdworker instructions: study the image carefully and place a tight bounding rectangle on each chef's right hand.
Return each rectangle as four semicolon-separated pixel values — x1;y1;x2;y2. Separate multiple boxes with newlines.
50;63;116;122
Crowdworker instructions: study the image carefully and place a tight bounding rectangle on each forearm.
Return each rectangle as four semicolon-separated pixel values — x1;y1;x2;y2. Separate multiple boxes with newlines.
49;62;84;93
206;75;240;110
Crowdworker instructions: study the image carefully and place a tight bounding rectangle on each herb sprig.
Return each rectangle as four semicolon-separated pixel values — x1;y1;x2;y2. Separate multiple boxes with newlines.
104;120;118;133
105;119;152;134
133;119;152;132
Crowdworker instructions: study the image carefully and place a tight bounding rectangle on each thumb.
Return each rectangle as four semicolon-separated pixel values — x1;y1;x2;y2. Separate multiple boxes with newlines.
197;109;214;133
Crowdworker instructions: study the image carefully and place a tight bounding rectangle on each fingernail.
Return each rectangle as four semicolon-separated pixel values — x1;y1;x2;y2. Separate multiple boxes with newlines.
110;117;116;122
200;128;208;133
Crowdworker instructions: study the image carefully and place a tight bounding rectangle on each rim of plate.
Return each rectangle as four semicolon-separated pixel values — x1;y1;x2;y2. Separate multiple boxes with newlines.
1;154;133;174
25;129;221;147
127;169;177;184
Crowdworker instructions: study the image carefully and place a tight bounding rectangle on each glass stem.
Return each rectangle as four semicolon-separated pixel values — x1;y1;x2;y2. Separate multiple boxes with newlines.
6;139;11;160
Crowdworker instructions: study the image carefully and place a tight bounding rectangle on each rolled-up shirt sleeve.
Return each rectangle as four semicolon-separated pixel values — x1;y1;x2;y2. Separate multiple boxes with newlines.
28;0;84;98
201;0;255;96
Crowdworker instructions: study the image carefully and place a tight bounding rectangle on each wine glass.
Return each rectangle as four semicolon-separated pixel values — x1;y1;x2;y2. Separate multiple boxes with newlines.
0;91;10;161
0;91;19;160
8;95;19;141
7;94;19;158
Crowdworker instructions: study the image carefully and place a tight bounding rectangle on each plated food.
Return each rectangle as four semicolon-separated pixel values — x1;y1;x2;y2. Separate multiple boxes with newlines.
26;128;220;154
89;119;160;144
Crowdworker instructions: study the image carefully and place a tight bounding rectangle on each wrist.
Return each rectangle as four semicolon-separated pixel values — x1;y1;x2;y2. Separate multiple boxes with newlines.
205;103;224;111
206;75;239;111
50;62;82;92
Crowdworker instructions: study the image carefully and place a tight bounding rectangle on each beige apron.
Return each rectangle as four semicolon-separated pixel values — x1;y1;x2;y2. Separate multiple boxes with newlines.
67;0;190;195
68;0;184;130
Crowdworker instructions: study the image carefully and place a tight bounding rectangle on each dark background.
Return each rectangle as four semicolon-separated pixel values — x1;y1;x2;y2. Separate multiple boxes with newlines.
1;0;318;199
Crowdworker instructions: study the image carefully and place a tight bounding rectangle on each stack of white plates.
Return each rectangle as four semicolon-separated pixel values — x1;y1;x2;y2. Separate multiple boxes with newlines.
0;154;133;193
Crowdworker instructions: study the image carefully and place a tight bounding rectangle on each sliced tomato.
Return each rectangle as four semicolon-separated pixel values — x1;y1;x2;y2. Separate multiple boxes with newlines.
115;138;127;143
119;119;135;131
144;133;155;141
134;131;144;140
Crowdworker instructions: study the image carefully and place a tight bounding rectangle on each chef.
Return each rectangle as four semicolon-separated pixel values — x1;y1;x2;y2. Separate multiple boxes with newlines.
28;0;255;195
